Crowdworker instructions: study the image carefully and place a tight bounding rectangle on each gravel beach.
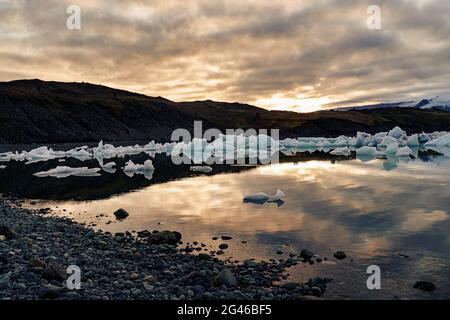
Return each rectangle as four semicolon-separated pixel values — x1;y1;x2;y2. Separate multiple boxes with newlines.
0;200;331;300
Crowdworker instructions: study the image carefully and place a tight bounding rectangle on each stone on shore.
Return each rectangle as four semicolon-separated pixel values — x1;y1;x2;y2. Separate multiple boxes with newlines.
215;268;237;287
333;251;347;260
146;230;182;245
300;249;314;261
0;225;17;239
413;281;436;292
113;208;129;220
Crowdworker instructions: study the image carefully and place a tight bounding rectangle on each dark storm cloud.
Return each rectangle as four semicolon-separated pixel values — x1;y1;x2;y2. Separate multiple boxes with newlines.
0;0;449;111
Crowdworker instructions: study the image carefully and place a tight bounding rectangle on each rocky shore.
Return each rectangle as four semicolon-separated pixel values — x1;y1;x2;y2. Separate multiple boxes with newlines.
0;201;331;300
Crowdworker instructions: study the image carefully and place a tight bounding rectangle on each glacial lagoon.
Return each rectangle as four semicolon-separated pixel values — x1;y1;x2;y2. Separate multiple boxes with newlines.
1;139;450;299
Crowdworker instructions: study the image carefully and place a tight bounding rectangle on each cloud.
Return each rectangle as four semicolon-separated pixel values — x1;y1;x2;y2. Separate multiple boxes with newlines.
0;0;449;111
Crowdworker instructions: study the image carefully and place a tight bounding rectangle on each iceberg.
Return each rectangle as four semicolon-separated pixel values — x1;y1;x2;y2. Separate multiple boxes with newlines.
0;165;6;169
396;146;413;157
101;161;117;173
425;132;450;146
388;126;406;139
190;166;213;173
34;166;101;178
385;143;400;155
355;146;384;157
243;190;285;205
379;136;398;147
406;134;420;147
123;160;155;180
330;147;351;156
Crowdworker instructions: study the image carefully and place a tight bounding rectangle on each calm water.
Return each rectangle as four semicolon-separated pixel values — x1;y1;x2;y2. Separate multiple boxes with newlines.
1;146;450;299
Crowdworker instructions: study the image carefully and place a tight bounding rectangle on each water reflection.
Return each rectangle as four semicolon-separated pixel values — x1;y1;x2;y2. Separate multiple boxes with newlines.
15;155;450;299
2;143;450;299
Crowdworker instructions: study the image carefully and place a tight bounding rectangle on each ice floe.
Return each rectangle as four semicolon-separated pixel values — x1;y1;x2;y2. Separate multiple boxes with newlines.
190;166;213;173
243;190;286;205
1;127;450;177
425;132;450;146
123;160;155;180
33;166;101;178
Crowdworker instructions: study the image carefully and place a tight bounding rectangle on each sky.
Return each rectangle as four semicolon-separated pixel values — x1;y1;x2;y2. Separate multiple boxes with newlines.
0;0;449;112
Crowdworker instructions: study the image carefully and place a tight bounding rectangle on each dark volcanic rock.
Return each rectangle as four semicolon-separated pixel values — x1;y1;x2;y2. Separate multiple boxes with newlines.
113;208;129;220
146;230;182;245
414;281;436;292
43;263;67;281
300;249;314;261
215;269;237;287
0;225;16;239
333;251;347;260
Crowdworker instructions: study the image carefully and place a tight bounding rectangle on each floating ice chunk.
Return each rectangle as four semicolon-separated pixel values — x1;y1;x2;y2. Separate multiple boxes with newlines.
66;148;91;160
379;136;398;147
190;166;213;173
388;126;406;139
406;134;420;147
425;132;450;146
71;168;102;176
0;165;6;169
385;142;400;155
102;162;116;169
124;159;155;172
101;161;117;173
123;160;155;180
330;147;351;156
383;156;399;171
396;146;413;157
34;166;101;178
243;190;285;205
355;146;384;157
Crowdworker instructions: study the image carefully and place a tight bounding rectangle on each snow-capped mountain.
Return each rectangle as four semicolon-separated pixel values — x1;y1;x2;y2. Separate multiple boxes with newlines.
336;96;450;112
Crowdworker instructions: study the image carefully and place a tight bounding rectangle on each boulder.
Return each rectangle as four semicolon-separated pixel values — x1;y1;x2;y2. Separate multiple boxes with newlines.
113;208;129;220
300;249;314;261
147;230;182;245
333;251;347;260
215;269;237;287
0;225;17;239
414;281;436;292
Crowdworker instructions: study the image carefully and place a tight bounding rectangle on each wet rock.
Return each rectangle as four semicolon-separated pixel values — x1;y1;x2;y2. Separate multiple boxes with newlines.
38;285;63;299
215;269;237;287
333;251;347;260
147;230;182;245
300;249;314;261
281;282;300;291
29;257;46;269
276;250;283;255
113;208;129;220
198;253;212;260
414;281;436;292
43;263;67;281
84;229;95;239
137;230;152;238
0;225;16;239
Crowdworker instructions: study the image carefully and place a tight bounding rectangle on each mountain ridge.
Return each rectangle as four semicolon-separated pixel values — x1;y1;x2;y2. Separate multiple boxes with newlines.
1;79;450;144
